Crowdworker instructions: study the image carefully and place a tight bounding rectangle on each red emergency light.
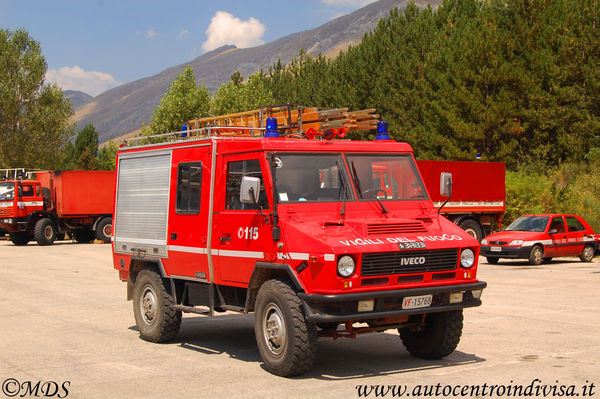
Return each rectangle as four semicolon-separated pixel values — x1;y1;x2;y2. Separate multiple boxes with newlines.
305;127;346;140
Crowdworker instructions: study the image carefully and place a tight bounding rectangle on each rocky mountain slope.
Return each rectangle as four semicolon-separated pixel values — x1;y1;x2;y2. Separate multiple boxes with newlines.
73;0;441;142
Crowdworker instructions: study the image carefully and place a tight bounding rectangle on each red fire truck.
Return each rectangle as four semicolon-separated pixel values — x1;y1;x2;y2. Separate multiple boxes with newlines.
112;106;486;376
372;161;505;242
0;169;114;246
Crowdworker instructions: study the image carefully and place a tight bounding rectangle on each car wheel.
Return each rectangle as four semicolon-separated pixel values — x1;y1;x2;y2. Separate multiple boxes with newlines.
528;245;544;265
486;257;499;264
458;219;483;242
579;245;595;262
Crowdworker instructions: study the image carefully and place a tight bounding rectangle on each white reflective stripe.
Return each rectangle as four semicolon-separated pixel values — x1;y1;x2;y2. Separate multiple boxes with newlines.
522;239;553;246
216;249;264;259
168;245;208;254
0;202;14;208
324;254;336;261
277;252;310;260
17;201;43;207
115;237;167;245
433;201;504;207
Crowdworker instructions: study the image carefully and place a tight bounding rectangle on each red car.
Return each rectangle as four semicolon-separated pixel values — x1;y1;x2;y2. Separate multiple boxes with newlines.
480;214;597;265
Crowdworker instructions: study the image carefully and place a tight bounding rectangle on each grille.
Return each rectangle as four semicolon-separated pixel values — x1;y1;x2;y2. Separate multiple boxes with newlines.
489;240;507;245
361;249;459;276
0;207;14;217
366;222;427;235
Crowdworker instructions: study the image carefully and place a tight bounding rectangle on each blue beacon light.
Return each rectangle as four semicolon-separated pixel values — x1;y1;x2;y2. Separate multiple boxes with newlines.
181;124;188;137
375;121;390;140
264;117;280;138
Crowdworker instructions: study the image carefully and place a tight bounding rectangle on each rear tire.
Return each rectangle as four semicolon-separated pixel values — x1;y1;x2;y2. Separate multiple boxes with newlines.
254;279;317;376
73;230;95;243
9;232;30;246
528;245;544;265
580;245;595;262
132;269;181;342
34;218;56;246
399;310;463;359
95;218;112;243
458;219;483;242
486;257;499;264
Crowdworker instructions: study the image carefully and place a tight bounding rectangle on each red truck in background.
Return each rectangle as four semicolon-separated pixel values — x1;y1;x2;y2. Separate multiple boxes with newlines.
0;169;114;246
417;161;505;241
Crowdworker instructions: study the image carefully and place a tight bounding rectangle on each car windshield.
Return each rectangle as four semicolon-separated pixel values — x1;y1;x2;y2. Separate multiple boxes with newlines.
0;182;15;201
506;216;549;232
274;154;353;203
346;154;428;201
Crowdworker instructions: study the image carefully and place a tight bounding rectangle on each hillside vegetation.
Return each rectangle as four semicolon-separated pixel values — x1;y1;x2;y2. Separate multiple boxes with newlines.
255;0;599;228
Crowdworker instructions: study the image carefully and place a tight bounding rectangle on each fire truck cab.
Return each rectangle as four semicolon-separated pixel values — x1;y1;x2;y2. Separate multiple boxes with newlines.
112;107;486;376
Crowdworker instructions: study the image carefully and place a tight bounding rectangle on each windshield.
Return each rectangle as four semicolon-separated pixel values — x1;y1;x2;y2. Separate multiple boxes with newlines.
506;216;549;232
0;182;15;201
274;154;353;202
346;154;428;201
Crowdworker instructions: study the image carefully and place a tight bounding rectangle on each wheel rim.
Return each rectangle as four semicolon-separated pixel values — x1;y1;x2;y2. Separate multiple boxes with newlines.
583;246;593;260
464;228;477;238
44;225;53;240
533;247;543;263
140;284;158;325
103;223;112;238
263;303;286;356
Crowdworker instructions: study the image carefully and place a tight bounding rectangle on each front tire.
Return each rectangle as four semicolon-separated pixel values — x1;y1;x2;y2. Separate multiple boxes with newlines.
486;257;499;264
399;310;463;359
528;245;544;265
132;269;181;342
34;218;56;246
9;232;30;246
95;218;112;243
254;279;316;377
580;245;595;262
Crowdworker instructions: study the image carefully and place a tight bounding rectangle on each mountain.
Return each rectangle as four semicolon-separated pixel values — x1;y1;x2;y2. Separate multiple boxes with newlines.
64;90;93;109
73;0;441;143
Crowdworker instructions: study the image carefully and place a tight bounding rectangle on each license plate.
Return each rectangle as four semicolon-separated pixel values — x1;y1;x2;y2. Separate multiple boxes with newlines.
402;294;432;309
397;241;426;250
491;246;502;252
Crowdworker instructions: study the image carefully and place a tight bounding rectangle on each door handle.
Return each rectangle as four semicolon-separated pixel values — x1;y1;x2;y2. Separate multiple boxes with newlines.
219;236;231;243
171;233;177;240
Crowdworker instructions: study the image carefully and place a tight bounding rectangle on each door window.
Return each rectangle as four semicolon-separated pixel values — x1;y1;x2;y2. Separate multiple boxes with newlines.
176;162;202;214
226;159;269;210
549;217;565;233
565;216;585;232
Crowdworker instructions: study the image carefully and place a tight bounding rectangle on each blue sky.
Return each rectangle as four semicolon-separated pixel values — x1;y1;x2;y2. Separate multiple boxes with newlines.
1;0;377;96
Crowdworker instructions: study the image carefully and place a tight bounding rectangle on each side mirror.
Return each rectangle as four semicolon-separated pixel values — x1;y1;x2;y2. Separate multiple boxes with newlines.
440;172;453;197
17;185;23;199
240;176;260;204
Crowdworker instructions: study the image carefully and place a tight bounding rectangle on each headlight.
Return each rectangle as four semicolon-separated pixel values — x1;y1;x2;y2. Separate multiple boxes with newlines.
481;238;488;245
509;240;523;246
460;248;475;269
337;255;356;278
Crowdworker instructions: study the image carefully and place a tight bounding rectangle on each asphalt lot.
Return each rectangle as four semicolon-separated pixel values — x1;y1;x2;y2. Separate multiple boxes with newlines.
1;240;599;398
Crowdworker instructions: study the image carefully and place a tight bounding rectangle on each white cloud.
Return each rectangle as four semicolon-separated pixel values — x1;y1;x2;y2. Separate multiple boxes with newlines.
321;0;377;6
201;11;265;53
46;66;121;97
178;29;189;40
146;28;157;39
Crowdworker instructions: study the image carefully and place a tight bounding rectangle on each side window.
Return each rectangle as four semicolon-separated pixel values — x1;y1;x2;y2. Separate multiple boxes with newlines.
549;217;565;233
226;159;269;210
565;216;585;232
21;185;34;197
176;162;202;214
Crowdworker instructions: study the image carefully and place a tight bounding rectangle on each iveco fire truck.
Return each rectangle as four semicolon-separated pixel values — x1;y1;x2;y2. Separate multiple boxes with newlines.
112;106;486;376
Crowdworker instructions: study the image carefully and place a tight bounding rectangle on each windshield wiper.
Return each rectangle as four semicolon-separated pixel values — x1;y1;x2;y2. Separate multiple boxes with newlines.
375;196;388;214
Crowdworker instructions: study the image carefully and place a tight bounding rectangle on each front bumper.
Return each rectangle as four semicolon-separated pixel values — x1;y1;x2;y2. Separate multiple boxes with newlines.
480;245;532;259
297;281;487;323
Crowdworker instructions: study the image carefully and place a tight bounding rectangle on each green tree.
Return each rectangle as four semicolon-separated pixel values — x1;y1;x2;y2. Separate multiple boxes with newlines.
98;141;118;171
210;71;274;115
0;28;74;169
143;66;211;136
64;124;99;170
